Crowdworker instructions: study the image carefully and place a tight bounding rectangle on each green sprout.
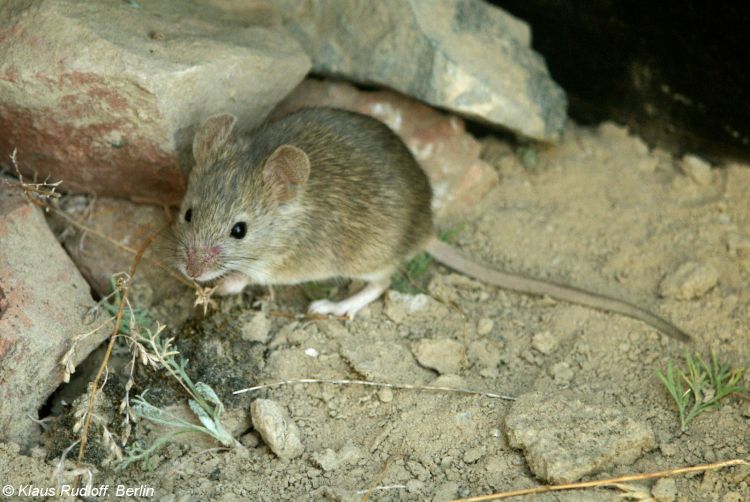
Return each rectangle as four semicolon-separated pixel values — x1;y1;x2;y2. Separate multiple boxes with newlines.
657;352;747;432
391;226;464;294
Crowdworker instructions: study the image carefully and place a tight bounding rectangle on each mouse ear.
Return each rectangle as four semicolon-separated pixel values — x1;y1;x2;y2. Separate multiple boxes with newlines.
262;144;311;203
193;113;237;167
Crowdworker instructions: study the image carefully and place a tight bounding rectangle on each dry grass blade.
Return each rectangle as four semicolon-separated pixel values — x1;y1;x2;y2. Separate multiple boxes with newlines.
74;221;169;474
233;378;515;401
446;459;748;501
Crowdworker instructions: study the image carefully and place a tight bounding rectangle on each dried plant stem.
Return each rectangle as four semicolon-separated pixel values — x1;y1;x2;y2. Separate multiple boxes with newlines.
233;378;515;401
74;222;169;471
448;459;748;501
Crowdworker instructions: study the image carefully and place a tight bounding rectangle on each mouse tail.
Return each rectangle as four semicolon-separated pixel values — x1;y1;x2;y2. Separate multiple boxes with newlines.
426;237;690;342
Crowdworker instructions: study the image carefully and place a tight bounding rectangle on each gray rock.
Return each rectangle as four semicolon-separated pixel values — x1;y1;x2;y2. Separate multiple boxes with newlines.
270;0;567;141
0;187;110;446
0;0;310;203
659;261;719;300
250;399;304;460
504;391;656;483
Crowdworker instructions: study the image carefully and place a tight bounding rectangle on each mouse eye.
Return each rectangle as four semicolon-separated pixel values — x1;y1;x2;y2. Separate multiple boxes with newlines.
230;222;247;239
184;208;192;222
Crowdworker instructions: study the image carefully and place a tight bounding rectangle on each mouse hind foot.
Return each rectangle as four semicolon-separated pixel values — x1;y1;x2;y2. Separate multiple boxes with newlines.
308;277;390;319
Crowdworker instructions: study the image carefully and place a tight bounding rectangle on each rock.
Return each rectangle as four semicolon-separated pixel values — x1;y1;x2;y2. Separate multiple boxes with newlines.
652;477;677;502
0;0;310;203
680;154;713;186
341;340;433;385
383;290;450;324
463;446;484;464
0;187;109;446
659;261;719;300
50;196;195;325
312;442;362;471
269;0;566;141
476;318;494;336
250;399;304;460
411;338;465;375
504;391;656;483
240;312;271;343
272;79;499;215
531;330;558;355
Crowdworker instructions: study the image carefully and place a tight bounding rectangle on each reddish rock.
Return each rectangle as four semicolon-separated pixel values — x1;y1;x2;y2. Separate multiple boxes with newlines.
272;79;499;216
0;0;310;204
0;185;110;447
52;196;195;324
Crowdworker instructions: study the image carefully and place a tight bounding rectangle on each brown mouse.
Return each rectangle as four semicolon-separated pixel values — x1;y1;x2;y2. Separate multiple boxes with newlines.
173;107;690;342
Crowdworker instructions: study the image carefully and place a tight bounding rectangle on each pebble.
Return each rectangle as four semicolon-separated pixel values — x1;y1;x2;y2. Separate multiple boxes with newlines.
652;477;677;501
680;154;713;186
312;442;362;471
241;312;271;343
411;338;465;374
476;318;494;335
531;330;558;355
659;261;719;299
463;446;484;464
250;399;304;459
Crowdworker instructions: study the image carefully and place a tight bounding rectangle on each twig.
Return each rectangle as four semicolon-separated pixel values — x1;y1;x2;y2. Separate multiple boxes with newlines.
75;221;169;472
233;378;515;401
447;458;748;501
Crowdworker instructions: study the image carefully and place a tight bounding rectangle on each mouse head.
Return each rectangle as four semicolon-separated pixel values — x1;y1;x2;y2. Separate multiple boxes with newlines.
173;113;311;284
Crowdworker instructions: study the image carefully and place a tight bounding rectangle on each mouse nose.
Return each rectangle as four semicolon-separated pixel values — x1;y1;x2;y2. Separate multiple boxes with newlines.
184;245;221;279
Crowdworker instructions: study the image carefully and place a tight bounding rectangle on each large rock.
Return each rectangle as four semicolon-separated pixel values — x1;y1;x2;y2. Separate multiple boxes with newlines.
272;79;499;216
269;0;567;141
0;187;110;447
0;0;310;204
504;391;656;483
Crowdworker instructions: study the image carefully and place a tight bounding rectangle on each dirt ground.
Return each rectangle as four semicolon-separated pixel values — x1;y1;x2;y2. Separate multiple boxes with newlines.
2;121;749;501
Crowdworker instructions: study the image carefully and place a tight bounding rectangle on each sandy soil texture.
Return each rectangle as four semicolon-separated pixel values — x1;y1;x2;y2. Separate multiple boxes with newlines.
2;121;748;501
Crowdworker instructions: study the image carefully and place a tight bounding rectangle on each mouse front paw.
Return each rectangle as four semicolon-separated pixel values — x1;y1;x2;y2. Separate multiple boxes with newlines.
215;273;249;296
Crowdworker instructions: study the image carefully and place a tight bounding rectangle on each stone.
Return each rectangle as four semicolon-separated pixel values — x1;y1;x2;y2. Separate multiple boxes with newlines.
341;340;433;385
271;79;499;216
411;338;465;374
680;154;713;186
504;391;656;483
0;187;109;446
531;330;558;355
269;0;566;141
659;261;719;300
476;318;494;336
50;196;195;325
312;442;362;471
250;399;304;460
0;0;310;203
652;477;677;502
240;312;271;343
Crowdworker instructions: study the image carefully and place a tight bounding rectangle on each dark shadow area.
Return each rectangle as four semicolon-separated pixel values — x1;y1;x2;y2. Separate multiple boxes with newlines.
495;0;750;162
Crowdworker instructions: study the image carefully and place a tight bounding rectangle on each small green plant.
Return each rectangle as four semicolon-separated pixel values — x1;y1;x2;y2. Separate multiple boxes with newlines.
657;352;747;432
102;276;152;336
117;323;239;470
302;281;339;301
391;226;464;294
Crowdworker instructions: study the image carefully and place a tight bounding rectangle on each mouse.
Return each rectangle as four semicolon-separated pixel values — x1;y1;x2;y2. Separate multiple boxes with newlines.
172;107;690;343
